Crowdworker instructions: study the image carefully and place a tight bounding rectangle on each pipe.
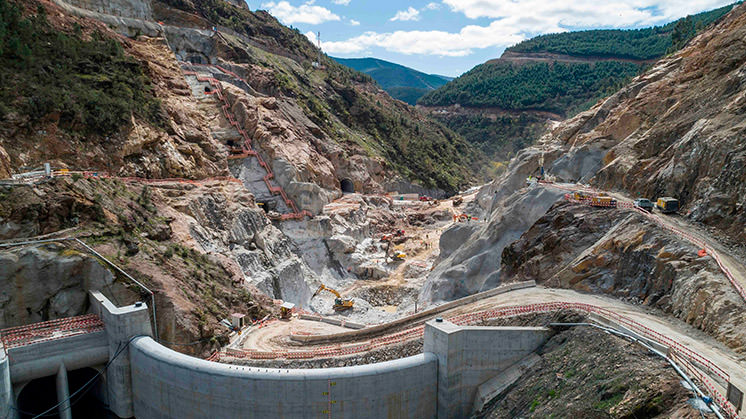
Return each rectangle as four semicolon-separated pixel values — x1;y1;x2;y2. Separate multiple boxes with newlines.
550;323;725;419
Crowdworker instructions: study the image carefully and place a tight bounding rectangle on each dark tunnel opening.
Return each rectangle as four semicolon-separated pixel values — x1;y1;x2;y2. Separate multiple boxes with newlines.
17;367;109;419
340;178;355;194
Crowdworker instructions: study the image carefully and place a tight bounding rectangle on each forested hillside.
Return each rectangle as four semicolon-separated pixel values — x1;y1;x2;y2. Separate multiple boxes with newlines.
334;57;451;105
508;2;737;59
419;61;641;115
418;2;738;162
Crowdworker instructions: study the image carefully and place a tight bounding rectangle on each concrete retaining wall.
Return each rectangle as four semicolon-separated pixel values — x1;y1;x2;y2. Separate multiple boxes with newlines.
130;337;439;419
7;331;108;383
0;352;15;419
298;314;366;330
424;320;551;418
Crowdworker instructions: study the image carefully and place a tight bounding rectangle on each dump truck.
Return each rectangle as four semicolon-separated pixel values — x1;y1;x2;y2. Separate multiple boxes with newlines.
656;197;679;214
313;285;354;311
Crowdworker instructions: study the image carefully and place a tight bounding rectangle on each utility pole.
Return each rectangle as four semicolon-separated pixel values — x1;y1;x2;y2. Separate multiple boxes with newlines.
317;31;322;64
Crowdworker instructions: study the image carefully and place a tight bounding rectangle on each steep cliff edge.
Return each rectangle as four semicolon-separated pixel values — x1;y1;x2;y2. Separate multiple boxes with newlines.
536;3;746;242
420;3;746;353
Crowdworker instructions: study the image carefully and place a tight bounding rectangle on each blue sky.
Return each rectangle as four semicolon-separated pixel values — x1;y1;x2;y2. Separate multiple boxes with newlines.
254;0;736;77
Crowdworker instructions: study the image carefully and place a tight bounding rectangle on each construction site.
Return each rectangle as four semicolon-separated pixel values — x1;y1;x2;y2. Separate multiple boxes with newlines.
1;0;746;418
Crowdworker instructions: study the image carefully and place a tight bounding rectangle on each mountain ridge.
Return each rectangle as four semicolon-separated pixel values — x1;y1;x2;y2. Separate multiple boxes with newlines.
333;56;452;105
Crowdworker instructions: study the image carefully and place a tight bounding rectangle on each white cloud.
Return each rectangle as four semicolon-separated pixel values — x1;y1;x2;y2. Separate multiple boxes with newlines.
390;7;420;21
442;0;733;29
261;1;340;25
306;21;526;56
332;0;350;5
349;19;361;26
317;0;734;58
425;2;440;10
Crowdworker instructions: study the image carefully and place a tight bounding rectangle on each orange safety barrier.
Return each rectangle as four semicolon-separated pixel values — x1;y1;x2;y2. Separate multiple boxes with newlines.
207;301;740;418
1;314;105;351
559;187;746;306
183;69;312;221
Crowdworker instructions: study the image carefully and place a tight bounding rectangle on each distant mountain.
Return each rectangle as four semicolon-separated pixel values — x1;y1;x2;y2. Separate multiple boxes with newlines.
333;57;452;105
418;2;738;161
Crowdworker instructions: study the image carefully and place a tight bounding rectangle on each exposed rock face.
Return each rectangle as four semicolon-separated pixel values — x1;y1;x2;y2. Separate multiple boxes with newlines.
530;3;746;242
64;0;152;19
420;186;565;303
501;202;746;352
161;181;320;307
0;146;11;179
0;244;115;327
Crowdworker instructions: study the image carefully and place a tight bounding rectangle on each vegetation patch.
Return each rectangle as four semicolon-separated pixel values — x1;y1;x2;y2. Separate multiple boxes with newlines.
0;0;163;135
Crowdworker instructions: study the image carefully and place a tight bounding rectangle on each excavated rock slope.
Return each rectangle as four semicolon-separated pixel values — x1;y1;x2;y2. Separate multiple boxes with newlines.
536;3;746;242
422;3;746;354
502;202;746;352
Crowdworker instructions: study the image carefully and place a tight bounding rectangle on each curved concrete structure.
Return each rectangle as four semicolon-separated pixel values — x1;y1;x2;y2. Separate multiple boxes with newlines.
130;337;438;418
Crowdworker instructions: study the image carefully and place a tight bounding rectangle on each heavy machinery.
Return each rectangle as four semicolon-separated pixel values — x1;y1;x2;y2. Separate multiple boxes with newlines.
453;196;463;206
590;193;617;208
573;191;592;201
656;197;679;214
313;285;354;311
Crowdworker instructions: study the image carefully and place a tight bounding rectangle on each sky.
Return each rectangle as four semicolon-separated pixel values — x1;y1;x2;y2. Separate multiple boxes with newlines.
252;0;736;77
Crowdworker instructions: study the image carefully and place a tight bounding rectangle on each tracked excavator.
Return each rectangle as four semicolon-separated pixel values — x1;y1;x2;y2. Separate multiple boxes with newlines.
312;285;354;311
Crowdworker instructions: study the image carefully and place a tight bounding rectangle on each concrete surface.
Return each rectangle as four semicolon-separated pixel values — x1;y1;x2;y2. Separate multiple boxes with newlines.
424;319;551;419
472;353;542;413
0;351;16;419
130;336;439;419
90;290;153;418
7;330;108;383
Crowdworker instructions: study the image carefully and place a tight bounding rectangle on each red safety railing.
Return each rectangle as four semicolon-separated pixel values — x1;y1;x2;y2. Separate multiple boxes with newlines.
183;70;312;221
1;314;105;351
555;184;746;305
209;300;741;419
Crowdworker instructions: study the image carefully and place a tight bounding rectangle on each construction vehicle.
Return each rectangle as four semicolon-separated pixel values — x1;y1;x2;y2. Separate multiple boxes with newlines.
573;191;592;201
634;198;654;212
280;302;295;319
656;197;679;214
392;250;406;261
590;193;617;208
313;285;354;311
453;196;463;206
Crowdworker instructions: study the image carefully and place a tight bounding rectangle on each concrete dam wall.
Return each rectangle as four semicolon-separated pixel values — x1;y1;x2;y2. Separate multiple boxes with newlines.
130;337;439;419
1;291;550;419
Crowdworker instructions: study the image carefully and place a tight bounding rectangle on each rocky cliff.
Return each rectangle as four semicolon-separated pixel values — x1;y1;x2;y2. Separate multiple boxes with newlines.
535;3;746;242
420;3;746;353
0;0;483;197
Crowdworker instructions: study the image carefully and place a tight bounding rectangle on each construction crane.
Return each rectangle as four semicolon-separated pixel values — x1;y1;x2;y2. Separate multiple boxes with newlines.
312;285;354;311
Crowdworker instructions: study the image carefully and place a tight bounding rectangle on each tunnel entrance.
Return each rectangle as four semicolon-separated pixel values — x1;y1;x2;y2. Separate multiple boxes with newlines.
340;178;355;194
17;367;108;419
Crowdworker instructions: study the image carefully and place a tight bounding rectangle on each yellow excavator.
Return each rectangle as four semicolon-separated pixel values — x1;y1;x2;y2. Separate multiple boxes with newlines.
313;285;354;311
